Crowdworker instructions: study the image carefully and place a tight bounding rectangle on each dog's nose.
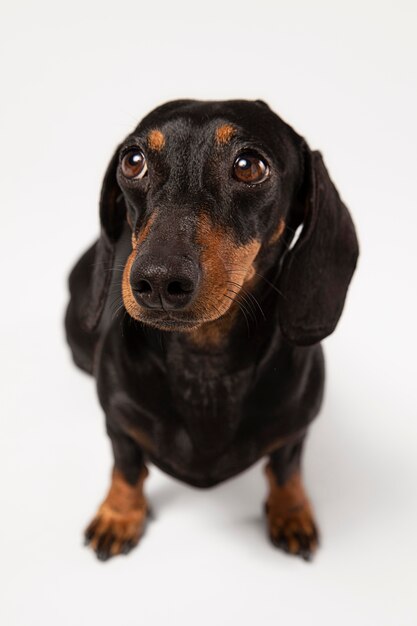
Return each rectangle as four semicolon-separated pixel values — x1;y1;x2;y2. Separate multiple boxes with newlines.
131;255;199;310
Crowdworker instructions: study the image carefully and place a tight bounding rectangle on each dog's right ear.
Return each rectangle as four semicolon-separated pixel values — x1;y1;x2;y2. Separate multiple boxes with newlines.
81;145;126;332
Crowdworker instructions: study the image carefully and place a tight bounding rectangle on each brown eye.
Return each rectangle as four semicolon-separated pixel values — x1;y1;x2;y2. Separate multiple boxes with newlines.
233;153;269;184
121;149;148;179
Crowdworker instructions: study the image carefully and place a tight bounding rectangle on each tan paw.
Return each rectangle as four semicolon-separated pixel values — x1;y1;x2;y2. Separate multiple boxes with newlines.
266;502;319;561
265;464;319;561
84;504;147;560
84;466;148;561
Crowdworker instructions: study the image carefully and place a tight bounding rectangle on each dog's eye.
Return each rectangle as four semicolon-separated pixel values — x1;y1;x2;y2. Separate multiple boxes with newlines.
233;153;269;184
121;149;148;180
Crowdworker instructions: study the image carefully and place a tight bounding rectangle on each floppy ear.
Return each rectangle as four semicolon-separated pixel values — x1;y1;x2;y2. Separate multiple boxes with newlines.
81;145;126;332
278;146;359;346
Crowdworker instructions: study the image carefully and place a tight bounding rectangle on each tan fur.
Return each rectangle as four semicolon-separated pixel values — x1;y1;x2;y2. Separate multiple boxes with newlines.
215;124;236;145
123;213;157;319
86;466;148;555
147;129;165;151
122;248;140;320
269;218;286;245
136;211;157;246
188;306;239;348
187;214;260;343
265;463;318;555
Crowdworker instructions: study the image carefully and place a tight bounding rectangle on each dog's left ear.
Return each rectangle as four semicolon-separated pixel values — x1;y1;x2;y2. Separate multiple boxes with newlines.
81;145;126;332
278;145;359;345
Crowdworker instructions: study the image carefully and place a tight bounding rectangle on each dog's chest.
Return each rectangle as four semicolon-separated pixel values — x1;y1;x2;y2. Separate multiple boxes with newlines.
165;346;255;456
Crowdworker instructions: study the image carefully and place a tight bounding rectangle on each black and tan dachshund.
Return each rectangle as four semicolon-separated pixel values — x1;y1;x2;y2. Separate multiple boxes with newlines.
65;99;359;561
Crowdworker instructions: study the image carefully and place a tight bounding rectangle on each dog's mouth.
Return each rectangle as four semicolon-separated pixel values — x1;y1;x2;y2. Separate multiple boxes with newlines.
137;311;206;332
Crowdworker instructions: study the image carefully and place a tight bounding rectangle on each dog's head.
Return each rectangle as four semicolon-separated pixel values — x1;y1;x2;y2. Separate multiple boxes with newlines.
83;99;358;345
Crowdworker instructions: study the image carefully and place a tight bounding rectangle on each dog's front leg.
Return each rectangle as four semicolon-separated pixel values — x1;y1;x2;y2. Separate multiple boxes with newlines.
84;427;148;561
265;437;319;561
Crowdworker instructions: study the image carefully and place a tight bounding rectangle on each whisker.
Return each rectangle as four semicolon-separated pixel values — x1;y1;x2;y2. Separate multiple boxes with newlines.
227;282;258;319
109;296;125;320
223;293;250;337
206;298;223;320
225;264;284;298
226;287;255;322
226;280;266;321
228;289;258;327
226;288;257;330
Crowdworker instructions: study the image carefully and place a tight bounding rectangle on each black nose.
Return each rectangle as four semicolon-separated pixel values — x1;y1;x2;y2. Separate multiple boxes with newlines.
131;255;199;311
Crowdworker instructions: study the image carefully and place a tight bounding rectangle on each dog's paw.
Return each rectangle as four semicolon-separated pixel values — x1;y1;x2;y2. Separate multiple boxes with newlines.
84;504;147;561
266;502;319;561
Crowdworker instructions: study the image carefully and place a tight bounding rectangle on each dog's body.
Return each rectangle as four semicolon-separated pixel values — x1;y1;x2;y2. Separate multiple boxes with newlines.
65;100;358;560
68;235;324;488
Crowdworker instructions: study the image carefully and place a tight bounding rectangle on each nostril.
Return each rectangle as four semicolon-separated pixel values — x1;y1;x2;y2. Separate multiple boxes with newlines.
136;279;152;294
167;280;193;296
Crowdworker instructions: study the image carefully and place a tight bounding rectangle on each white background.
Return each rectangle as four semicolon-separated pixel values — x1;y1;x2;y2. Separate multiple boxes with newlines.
1;1;416;624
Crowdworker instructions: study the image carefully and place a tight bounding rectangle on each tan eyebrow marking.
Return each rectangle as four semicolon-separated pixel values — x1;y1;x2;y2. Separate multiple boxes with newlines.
147;129;165;151
215;124;236;145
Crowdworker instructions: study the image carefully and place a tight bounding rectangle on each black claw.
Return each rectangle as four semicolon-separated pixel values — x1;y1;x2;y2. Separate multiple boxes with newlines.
96;549;111;561
295;531;307;552
84;521;98;543
95;534;106;553
270;532;281;547
271;528;317;561
301;550;313;562
95;532;115;561
296;535;311;559
147;506;154;520
121;540;134;555
276;537;290;553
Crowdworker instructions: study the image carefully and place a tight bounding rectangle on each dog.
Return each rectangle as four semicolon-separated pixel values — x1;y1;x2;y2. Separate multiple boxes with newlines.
65;99;359;561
